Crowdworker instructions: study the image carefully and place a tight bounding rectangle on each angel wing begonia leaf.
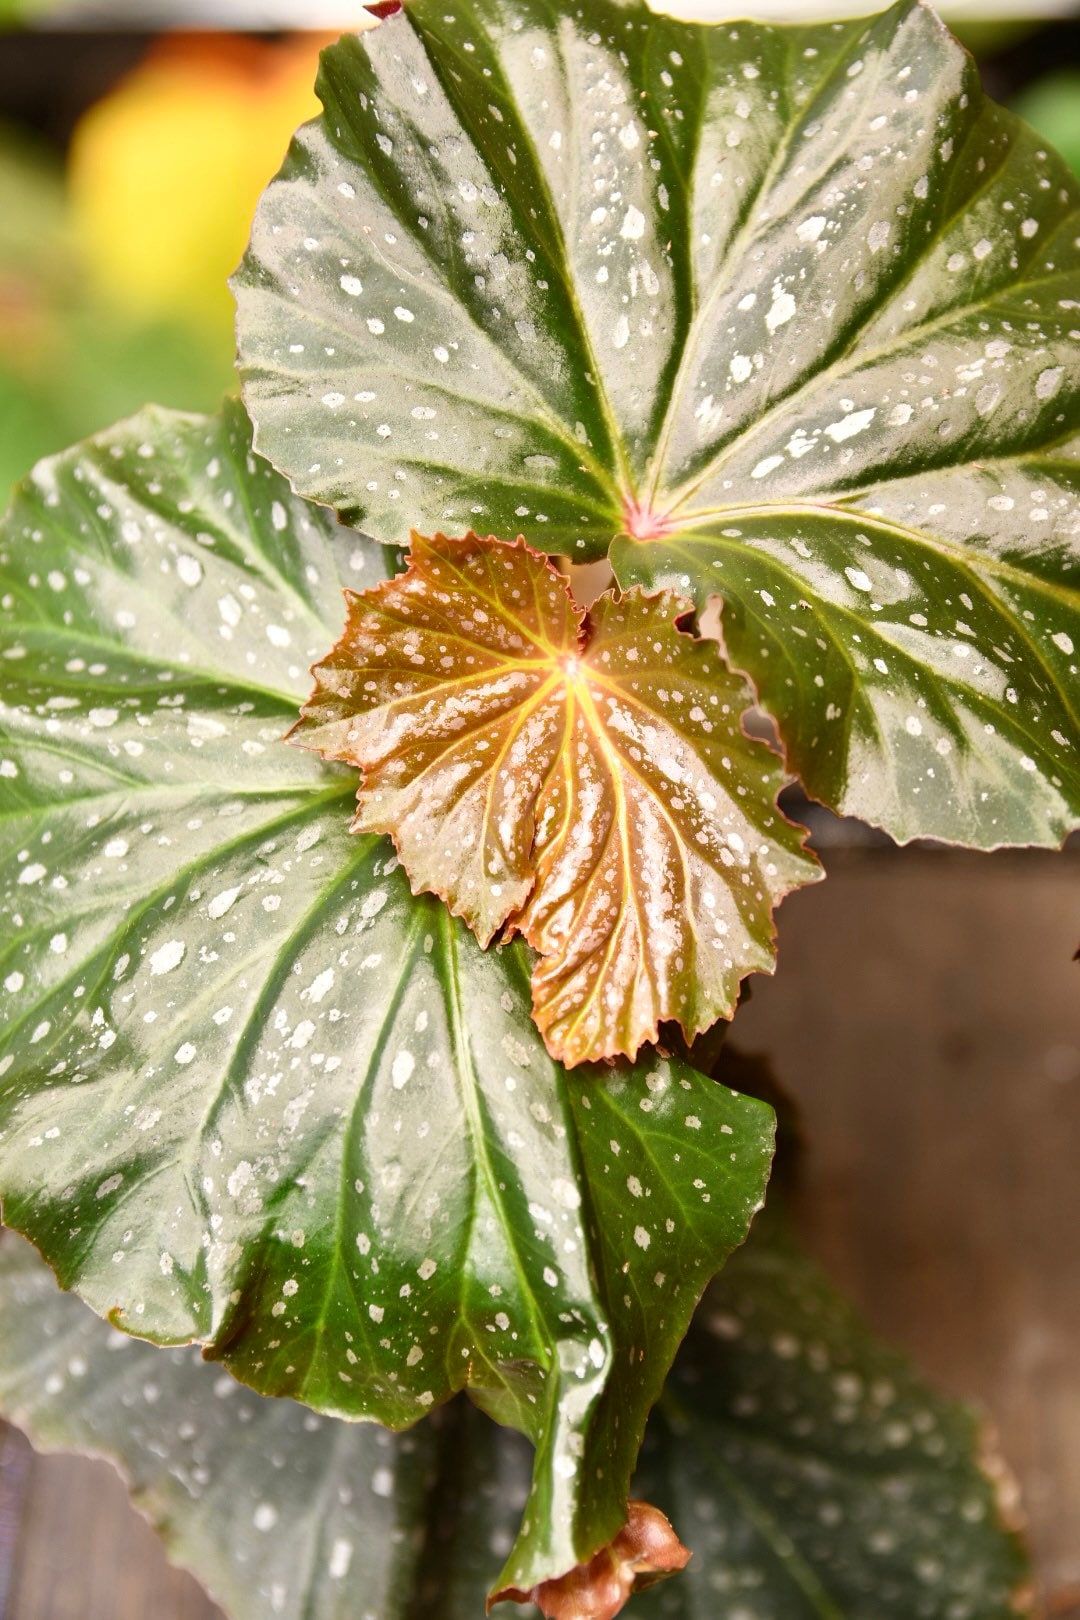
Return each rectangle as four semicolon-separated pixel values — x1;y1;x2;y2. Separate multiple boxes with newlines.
290;531;818;1066
234;0;1080;851
0;403;776;1601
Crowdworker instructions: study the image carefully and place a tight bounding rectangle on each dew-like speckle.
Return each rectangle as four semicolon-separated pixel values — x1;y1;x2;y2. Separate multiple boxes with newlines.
1036;366;1063;400
796;215;826;244
619;204;646;242
826;408;875;443
765;285;796;334
329;1539;353;1579
208;887;241;920
149;940;185;976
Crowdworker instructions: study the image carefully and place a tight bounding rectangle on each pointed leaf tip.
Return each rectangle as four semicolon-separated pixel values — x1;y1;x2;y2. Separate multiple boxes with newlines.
492;1501;690;1620
291;531;819;1065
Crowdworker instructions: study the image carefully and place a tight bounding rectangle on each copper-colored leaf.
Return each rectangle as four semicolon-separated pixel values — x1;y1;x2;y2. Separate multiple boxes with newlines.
292;532;818;1064
492;1501;690;1620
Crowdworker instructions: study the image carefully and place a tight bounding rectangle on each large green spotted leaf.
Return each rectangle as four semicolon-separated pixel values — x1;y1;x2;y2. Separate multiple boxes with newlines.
0;1229;504;1620
0;1210;1028;1620
234;0;1080;849
0;401;774;1598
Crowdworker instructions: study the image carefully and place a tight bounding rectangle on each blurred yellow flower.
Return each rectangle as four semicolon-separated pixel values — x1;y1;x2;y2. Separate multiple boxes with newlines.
69;33;335;342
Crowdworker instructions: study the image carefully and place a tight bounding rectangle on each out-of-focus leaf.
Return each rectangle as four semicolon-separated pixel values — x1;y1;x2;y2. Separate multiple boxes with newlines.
1013;71;1080;183
0;123;69;274
0;1228;511;1620
0;122;234;502
632;1210;1030;1619
70;35;329;340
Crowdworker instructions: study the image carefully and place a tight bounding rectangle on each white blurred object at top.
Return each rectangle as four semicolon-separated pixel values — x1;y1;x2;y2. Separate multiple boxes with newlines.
30;0;1080;30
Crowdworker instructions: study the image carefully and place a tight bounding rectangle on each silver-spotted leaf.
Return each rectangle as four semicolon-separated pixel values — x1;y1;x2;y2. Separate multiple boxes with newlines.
0;1209;1029;1620
235;0;1080;850
0;403;774;1598
633;1211;1031;1618
0;1229;485;1620
290;530;818;1066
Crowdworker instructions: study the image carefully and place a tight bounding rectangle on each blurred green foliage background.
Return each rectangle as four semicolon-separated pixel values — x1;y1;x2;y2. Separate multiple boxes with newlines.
0;11;1077;504
0;32;330;498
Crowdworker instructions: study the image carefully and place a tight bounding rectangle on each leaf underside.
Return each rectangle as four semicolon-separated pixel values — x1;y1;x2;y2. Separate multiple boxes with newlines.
234;0;1080;850
0;402;774;1597
0;1209;1028;1619
291;529;818;1066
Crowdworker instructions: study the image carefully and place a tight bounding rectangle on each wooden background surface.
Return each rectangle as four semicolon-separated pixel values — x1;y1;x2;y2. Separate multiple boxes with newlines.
1;846;1078;1618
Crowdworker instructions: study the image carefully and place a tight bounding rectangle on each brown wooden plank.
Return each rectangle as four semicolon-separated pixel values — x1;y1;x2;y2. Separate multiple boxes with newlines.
736;847;1080;1606
8;1449;221;1620
1;1424;33;1620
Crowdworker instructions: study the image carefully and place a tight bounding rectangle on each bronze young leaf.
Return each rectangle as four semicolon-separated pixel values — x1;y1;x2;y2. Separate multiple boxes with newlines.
291;531;819;1065
493;1501;691;1619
